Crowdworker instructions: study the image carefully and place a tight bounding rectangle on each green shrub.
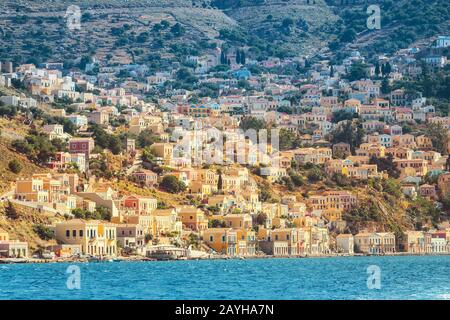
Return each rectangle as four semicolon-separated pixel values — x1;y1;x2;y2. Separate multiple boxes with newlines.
8;159;23;174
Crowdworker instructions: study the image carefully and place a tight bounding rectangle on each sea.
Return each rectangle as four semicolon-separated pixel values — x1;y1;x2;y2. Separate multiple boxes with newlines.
1;255;450;300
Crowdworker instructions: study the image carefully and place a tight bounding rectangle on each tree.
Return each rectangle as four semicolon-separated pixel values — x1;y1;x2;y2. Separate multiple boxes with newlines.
340;28;356;43
72;208;90;219
280;176;294;191
369;155;400;178
33;224;54;240
346;62;368;81
407;197;442;229
384;62;392;75
220;51;227;65
141;146;158;164
209;219;226;228
332;110;355;123
342;198;382;234
289;171;304;187
442;194;450;212
241;50;246;65
8;159;22;174
381;77;391;94
5;201;18;219
71;206;111;221
160;175;186;193
329;120;365;153
170;23;185;36
282;17;294;29
217;173;223;190
108;135;122;155
259;188;273;202
89;124;123;155
375;62;381;77
425;123;448;155
279;128;301;150
331;173;351;187
95;206;112;221
12;130;62;165
137;129;161;148
160;20;170;29
239;116;267;131
255;212;268;226
307;167;325;183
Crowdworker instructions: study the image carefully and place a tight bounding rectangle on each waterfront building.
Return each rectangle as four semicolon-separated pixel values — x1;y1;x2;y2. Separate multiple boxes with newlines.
336;234;354;254
0;240;29;258
55;219;117;256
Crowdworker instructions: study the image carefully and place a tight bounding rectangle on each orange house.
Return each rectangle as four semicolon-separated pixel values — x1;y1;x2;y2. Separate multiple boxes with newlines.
178;206;208;232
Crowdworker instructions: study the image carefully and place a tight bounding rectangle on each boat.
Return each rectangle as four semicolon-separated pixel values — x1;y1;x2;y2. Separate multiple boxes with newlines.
146;245;188;261
86;256;113;263
87;256;101;263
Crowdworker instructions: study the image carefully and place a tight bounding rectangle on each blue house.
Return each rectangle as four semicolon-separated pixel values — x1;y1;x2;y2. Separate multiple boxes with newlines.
232;68;251;80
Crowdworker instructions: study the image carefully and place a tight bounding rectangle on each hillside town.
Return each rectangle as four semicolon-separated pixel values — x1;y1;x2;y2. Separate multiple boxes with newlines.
0;35;449;262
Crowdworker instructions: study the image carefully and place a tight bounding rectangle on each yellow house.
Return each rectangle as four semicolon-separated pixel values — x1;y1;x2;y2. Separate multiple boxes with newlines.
195;169;219;186
394;159;428;177
152;209;179;236
272;217;286;228
177;206;208;232
223;214;252;229
344;98;361;112
121;214;154;236
202;228;237;256
322;208;342;222
258;228;304;256
189;181;215;197
55;219;117;256
240;190;260;207
15;178;48;202
235;229;256;256
207;195;236;212
309;191;357;211
151;143;174;164
221;174;241;192
0;228;9;241
438;173;450;197
416;135;433;149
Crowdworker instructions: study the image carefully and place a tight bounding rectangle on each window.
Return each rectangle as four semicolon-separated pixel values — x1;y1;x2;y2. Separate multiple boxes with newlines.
209;236;213;242
79;230;83;237
66;230;70;237
72;230;76;237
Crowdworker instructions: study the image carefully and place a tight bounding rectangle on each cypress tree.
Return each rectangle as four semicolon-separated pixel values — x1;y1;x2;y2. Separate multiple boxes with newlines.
220;51;226;65
375;62;380;77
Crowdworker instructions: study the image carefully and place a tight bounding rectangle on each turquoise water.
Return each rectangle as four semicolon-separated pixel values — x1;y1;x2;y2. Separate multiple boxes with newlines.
1;256;450;300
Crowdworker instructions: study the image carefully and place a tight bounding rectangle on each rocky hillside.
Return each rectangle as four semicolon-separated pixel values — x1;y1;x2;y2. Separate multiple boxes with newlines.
1;0;447;66
0;201;61;252
0;138;48;194
326;0;450;58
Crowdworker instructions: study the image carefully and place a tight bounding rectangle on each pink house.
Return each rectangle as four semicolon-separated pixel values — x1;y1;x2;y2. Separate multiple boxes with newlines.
122;195;157;215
